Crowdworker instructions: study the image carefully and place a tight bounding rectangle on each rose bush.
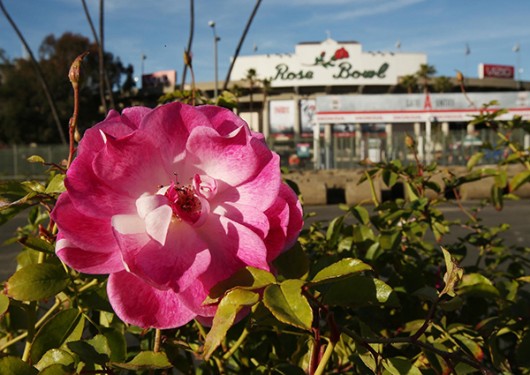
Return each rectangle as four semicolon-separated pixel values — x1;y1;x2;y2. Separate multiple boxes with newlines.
51;102;303;329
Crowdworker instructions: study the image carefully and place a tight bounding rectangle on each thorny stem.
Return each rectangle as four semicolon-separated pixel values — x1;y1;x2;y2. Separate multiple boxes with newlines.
341;326;494;374
410;300;438;341
313;339;336;375
153;329;161;353
21;301;37;362
222;327;249;360
0;297;65;353
67;52;89;169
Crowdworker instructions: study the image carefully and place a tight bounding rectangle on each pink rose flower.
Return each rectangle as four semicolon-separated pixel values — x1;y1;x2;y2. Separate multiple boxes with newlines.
51;103;303;329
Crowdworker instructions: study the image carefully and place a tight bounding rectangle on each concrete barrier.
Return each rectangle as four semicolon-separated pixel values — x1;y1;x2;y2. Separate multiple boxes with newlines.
285;165;530;205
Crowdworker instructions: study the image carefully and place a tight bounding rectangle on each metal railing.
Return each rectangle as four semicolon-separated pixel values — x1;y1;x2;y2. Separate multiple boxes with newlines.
1;145;69;180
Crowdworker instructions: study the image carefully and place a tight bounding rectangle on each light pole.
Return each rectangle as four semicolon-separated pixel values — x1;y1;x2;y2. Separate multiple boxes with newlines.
208;20;220;98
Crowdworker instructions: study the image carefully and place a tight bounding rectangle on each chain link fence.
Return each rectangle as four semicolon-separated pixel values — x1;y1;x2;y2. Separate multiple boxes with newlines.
1;145;69;180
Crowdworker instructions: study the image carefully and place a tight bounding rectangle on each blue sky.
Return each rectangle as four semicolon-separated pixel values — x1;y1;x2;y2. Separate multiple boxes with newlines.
1;0;530;84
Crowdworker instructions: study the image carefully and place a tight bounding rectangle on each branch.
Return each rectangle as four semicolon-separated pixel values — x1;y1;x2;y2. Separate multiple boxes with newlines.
222;0;262;91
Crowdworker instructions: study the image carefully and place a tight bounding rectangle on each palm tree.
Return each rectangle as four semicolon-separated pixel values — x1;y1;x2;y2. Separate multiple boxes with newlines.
416;63;436;93
222;0;262;91
400;74;418;94
244;68;257;128
433;76;453;93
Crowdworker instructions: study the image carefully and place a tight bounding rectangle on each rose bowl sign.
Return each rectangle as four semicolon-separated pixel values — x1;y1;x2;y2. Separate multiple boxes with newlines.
479;64;515;79
231;38;427;87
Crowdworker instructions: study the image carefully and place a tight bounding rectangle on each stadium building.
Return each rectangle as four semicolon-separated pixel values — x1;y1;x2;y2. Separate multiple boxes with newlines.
200;38;530;169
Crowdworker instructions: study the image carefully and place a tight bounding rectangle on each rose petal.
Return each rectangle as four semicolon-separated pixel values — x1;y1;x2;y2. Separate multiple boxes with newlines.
196;105;249;135
92;131;171;197
108;271;197;329
52;193;118;252
56;238;124;274
214;202;270;238
214;153;281;211
113;221;211;292
187;125;273;186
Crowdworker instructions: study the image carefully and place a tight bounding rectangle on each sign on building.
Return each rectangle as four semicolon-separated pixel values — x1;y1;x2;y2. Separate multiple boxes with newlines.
478;64;515;79
142;70;177;93
269;100;296;134
232;39;426;88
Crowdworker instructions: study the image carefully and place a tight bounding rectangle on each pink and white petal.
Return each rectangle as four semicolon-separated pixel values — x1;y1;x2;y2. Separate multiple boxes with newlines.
107;271;197;329
196;215;269;291
111;214;146;235
140;102;210;162
195;105;250;136
144;205;172;246
113;221;211;292
92;131;171;197
186;126;273;186
279;183;304;249
65;153;137;218
136;194;168;219
120;106;152;129
214;202;270;238
52;193;119;252
56;238;124;274
77;110;136;157
264;196;290;261
213;153;281;211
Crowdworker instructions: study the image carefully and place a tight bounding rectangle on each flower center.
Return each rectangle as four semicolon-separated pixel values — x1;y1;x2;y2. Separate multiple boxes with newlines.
164;181;204;224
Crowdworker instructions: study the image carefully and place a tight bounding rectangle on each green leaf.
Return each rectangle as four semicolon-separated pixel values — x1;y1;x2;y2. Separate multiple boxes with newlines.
45;174;66;194
38;364;74;375
412;286;439;303
379;231;401;251
491;185;503;211
404;182;419;201
18;236;55;254
0;356;38;375
466;152;483;171
30;309;84;364
263;279;313;331
273;243;310;280
102;327;127;362
111;351;173;370
439;247;463;298
326;216;344;245
67;339;110;366
383;357;422;375
35;349;75;371
208;266;275;300
517;276;530;283
7;263;70;301
21;181;46;193
457;273;500;298
454;334;484;362
382;169;398;188
0;293;10;315
203;289;259;360
27;155;45;164
516;330;530;367
509;170;530;192
319;276;398;307
351;205;370;225
311;258;372;284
